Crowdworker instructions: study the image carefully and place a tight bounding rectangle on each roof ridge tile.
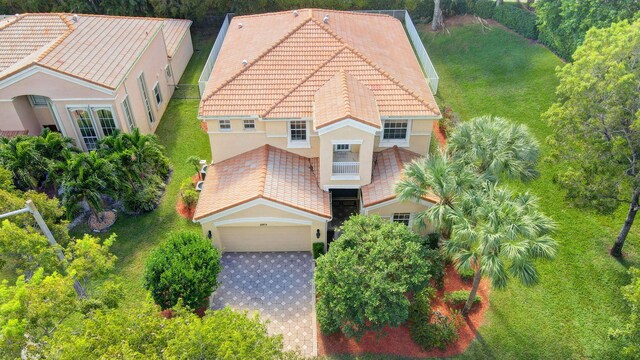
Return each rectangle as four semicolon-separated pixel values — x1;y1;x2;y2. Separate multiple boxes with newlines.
202;17;315;102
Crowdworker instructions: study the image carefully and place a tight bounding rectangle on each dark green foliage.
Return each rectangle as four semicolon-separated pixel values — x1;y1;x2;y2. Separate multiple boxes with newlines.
493;5;538;39
424;248;446;289
409;286;436;323
179;177;199;208
472;0;496;19
315;215;433;339
445;290;481;307
410;308;459;351
536;0;640;60
144;231;221;309
424;232;440;249
458;267;475;281
312;242;325;259
122;175;165;214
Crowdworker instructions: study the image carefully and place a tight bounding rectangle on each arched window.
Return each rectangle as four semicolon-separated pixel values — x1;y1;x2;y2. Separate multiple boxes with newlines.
70;109;98;150
94;108;117;136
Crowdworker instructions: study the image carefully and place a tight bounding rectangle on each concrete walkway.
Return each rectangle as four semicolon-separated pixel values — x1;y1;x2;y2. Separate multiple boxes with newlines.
211;252;316;357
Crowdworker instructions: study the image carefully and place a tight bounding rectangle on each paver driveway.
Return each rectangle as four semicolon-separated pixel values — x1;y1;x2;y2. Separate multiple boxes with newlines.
210;252;316;357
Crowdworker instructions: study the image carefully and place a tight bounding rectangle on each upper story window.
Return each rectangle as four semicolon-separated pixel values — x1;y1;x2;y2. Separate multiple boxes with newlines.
29;95;48;107
243;119;255;130
219;119;231;131
153;82;163;108
382;120;409;141
137;73;155;124
334;144;351;152
289;121;307;141
392;213;411;226
121;96;135;131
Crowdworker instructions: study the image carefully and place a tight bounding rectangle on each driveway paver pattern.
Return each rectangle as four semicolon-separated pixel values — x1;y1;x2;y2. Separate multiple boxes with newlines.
210;252;316;357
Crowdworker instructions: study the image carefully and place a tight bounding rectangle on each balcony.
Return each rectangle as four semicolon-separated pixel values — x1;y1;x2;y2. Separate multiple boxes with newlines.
332;161;360;175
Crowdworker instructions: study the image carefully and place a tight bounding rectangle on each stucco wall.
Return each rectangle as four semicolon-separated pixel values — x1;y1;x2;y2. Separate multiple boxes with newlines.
169;29;194;84
364;199;435;234
374;119;434;156
198;203;328;251
318;125;375;188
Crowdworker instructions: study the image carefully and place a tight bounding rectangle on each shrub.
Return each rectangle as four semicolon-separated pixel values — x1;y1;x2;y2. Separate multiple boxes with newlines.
445;290;482;308
423;232;440;249
122;175;165;214
410;286;436;323
312;242;325;259
458;267;475;281
180;178;199;208
144;231;221;310
493;5;538;39
424;248;446;289
472;0;495;19
410;310;459;350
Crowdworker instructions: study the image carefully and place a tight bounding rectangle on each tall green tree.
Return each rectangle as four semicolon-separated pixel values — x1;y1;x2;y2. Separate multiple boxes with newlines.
446;184;557;314
545;19;640;257
315;215;434;339
66;234;117;292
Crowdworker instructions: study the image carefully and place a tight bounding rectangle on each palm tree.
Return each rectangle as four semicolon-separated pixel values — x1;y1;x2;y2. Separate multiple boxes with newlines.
396;149;477;237
100;129;170;179
35;129;79;192
447;116;540;183
0;135;47;190
57;151;120;220
446;184;557;315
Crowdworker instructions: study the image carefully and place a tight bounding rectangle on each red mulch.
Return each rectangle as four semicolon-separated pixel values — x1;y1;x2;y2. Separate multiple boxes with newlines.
200;120;208;133
175;173;201;220
317;265;490;358
433;121;447;148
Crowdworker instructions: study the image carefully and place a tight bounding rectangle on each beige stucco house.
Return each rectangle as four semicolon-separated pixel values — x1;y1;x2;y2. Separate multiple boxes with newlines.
0;13;192;150
194;9;441;252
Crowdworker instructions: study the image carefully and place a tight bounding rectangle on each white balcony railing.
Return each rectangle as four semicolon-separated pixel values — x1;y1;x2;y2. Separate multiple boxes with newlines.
333;162;360;175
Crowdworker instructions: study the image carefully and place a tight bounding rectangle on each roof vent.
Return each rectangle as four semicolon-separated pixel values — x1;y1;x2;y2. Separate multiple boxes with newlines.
238;22;243;29
242;59;248;66
73;14;79;22
195;181;204;192
323;15;329;24
293;10;299;17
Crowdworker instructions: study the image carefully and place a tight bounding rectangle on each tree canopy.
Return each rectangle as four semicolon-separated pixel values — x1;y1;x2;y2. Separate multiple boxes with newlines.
315;214;435;338
545;19;640;257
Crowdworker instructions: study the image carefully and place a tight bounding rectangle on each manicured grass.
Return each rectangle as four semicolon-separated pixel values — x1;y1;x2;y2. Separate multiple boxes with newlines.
417;23;639;359
70;28;215;308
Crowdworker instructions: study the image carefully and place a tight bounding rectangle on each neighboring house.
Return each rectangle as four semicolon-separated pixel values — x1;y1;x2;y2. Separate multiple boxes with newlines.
0;13;192;150
194;9;440;252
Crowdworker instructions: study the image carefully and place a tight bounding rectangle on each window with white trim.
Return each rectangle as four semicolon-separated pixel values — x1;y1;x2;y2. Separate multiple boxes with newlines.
70;109;98;150
334;144;351;151
219;119;231;131
289;120;307;141
137;73;155;123
243;119;255;130
392;213;411;226
382;120;409;141
165;64;172;78
121;96;135;131
152;82;163;107
29;95;48;107
94;108;118;137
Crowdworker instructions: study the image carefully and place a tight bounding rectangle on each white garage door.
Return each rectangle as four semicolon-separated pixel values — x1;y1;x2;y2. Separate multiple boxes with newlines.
218;226;310;252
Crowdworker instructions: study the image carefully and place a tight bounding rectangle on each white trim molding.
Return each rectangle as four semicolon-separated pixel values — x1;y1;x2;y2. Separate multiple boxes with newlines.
194;198;331;224
363;197;435;213
213;217;312;227
316;118;379;136
0;65;115;95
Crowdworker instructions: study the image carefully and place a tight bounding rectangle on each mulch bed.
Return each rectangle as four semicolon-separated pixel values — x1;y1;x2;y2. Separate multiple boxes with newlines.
317;265;490;358
175;173;201;220
433;121;447;148
88;210;117;232
200;120;208;133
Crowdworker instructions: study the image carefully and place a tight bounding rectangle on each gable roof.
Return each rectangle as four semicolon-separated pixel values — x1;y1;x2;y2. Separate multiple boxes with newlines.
200;9;439;119
0;13;191;89
313;70;380;129
193;145;331;221
361;146;438;207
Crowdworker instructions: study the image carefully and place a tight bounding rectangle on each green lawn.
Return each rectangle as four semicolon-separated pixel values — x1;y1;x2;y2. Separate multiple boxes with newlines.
70;26;215;308
418;23;639;359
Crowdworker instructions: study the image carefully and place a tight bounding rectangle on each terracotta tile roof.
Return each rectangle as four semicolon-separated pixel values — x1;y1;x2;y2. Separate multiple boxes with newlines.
0;13;191;89
200;9;439;119
0;130;29;138
194;145;331;221
361;146;438;207
313;70;380;129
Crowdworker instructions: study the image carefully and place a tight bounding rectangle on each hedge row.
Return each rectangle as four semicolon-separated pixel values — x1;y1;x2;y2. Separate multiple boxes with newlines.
492;5;538;39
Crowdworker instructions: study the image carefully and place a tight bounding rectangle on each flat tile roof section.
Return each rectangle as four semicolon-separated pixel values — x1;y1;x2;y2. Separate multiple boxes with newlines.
362;146;439;207
200;9;440;119
193;145;331;221
0;13;192;89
